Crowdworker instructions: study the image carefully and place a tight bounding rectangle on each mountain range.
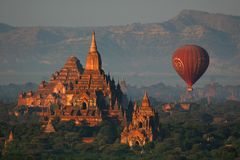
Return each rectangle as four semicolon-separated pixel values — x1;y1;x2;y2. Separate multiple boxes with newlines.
0;10;240;86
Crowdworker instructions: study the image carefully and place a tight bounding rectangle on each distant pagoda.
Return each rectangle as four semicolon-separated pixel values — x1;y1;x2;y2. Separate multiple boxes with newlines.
121;92;159;147
2;130;14;155
44;119;56;133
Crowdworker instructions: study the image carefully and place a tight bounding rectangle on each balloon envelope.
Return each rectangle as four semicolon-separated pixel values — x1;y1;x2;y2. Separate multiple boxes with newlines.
172;45;209;91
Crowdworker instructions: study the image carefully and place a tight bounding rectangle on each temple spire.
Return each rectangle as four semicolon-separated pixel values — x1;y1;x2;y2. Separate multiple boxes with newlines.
85;31;102;71
141;91;151;108
3;130;14;156
44;119;55;133
133;101;138;111
143;90;148;99
8;131;13;142
114;98;119;110
90;31;97;53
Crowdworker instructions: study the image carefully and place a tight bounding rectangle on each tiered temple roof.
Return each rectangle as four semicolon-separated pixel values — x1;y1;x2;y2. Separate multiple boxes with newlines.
17;32;125;126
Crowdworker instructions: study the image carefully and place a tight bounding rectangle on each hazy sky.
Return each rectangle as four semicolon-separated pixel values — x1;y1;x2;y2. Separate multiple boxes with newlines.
1;0;240;27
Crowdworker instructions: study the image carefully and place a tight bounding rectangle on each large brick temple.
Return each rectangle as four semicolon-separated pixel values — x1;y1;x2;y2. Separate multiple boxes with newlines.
17;32;159;146
18;32;125;126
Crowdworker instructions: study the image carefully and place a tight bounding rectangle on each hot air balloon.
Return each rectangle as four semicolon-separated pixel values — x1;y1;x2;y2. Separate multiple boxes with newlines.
172;45;209;92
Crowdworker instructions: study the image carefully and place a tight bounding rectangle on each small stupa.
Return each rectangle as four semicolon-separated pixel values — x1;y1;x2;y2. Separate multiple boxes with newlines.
44;119;55;133
2;131;14;155
8;130;13;142
4;130;13;145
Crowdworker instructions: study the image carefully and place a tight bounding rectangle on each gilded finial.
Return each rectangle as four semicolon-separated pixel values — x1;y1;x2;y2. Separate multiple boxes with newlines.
90;31;97;52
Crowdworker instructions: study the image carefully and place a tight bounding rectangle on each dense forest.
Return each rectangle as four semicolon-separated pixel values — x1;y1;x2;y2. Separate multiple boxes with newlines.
0;99;240;160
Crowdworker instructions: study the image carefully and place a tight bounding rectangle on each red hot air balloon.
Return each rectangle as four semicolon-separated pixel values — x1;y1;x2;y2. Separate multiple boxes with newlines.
172;45;209;92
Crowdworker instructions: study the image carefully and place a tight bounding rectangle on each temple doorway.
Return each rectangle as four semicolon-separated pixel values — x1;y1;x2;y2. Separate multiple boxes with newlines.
135;140;140;146
82;102;87;110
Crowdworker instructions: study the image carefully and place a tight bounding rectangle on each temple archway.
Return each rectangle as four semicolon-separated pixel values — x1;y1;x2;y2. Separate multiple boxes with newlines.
128;130;146;147
135;140;140;146
76;110;81;116
82;102;87;110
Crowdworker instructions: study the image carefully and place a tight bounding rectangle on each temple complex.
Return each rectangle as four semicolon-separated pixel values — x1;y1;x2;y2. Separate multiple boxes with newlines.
121;92;159;147
17;32;124;126
17;32;159;147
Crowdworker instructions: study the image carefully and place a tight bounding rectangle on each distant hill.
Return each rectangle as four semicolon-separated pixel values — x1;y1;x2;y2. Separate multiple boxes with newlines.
120;81;240;103
0;10;240;86
0;83;38;103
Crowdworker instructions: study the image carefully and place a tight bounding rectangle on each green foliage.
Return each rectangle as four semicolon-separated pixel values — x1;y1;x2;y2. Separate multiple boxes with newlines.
95;121;118;145
0;101;240;159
